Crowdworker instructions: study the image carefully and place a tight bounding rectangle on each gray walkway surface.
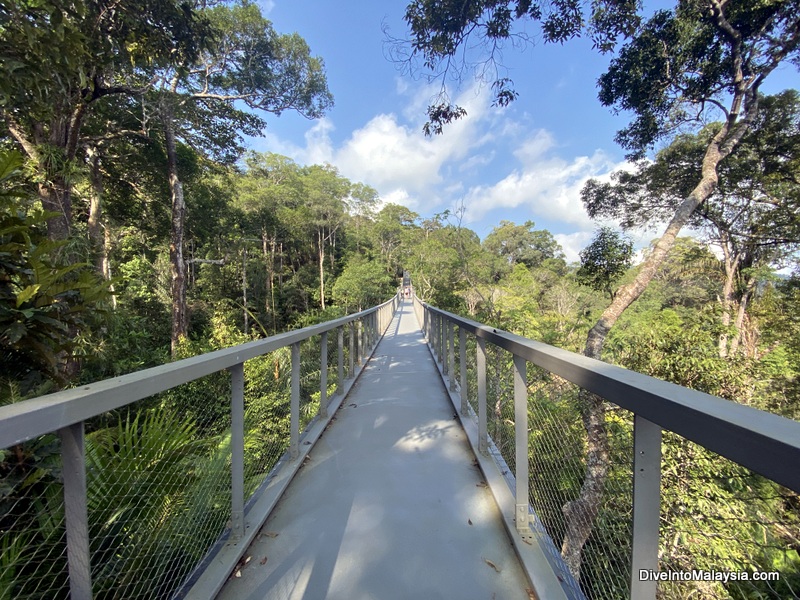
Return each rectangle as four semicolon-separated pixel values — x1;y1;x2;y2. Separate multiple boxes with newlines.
216;301;531;600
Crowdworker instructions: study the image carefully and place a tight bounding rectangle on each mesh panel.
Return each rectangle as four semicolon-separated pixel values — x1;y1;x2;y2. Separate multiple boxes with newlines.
657;436;800;600
243;348;292;500
0;434;69;599
486;343;516;475
523;364;634;599
89;375;232;600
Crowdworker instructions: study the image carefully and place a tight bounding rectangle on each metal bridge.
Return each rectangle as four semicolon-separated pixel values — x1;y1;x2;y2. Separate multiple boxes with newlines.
1;295;798;599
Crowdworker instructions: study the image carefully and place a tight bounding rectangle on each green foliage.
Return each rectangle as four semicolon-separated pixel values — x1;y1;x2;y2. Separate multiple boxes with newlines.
576;226;634;300
0;150;110;392
483;220;565;273
86;408;217;599
332;255;394;311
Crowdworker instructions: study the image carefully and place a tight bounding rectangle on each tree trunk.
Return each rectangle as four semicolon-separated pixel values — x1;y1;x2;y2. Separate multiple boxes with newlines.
162;104;188;355
318;229;326;310
88;149;105;274
729;278;756;356
242;247;249;335
718;248;739;358
560;101;758;581
38;179;72;240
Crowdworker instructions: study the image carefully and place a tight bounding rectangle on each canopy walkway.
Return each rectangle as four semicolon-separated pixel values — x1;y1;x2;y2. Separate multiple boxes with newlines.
1;295;798;599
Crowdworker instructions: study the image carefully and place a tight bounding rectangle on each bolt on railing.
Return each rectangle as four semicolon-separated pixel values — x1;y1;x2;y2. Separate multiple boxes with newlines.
412;295;800;600
0;294;401;600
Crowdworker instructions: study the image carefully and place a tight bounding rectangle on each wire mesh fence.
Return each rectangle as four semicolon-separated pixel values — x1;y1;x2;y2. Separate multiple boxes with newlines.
1;300;399;599
0;433;70;599
418;298;800;600
657;436;800;599
242;347;293;500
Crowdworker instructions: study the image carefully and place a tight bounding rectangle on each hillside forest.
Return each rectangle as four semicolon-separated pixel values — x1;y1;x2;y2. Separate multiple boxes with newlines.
1;0;799;599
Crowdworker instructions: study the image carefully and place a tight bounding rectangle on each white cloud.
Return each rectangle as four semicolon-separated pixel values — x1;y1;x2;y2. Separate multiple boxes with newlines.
461;139;622;229
268;82;498;215
303;118;335;165
555;231;594;263
256;0;275;15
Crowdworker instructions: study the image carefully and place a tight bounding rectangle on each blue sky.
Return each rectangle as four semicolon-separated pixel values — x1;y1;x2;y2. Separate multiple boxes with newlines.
250;0;799;263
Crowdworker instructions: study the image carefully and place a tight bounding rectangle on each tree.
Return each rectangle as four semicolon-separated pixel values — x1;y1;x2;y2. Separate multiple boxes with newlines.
583;91;800;357
149;0;333;353
576;227;633;300
299;164;350;310
332;256;394;312
0;150;109;391
401;0;800;581
483;220;564;272
1;0;211;240
369;203;420;274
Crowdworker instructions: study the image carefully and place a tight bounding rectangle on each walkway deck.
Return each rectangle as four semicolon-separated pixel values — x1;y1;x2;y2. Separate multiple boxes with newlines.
216;300;531;600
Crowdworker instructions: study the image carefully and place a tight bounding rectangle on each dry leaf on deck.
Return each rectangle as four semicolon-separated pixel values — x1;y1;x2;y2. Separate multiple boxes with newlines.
483;558;501;573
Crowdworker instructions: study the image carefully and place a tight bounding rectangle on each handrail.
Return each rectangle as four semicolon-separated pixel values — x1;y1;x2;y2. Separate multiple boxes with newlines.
0;294;401;600
412;293;800;600
0;298;398;449
416;300;800;493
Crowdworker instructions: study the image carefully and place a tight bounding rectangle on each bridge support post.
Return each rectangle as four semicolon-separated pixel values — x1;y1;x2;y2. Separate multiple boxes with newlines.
230;363;245;540
357;320;363;365
513;355;531;540
630;415;662;600
59;422;92;600
477;336;488;455
319;332;328;418
439;317;450;375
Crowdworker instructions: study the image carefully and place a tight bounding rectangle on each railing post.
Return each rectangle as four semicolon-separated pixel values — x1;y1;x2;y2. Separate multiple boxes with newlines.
357;319;363;365
477;336;488;455
438;315;444;364
442;318;449;376
349;322;355;376
230;362;245;540
513;354;531;539
337;326;344;394
59;422;92;600
630;415;662;600
448;322;456;390
430;311;439;360
291;342;300;459
459;327;468;415
319;332;328;418
432;313;438;358
436;314;442;362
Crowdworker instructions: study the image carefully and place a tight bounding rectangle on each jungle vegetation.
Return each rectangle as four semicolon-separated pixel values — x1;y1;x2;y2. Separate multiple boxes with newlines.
0;0;799;598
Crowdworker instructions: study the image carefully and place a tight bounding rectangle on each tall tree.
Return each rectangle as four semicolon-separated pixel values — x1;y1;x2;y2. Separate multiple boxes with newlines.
299;164;350;310
583;91;800;357
0;0;210;239
400;0;800;581
150;0;333;352
483;220;564;271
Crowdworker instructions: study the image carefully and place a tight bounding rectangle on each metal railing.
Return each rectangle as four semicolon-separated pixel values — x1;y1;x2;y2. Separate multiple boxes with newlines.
0;294;400;600
413;295;800;600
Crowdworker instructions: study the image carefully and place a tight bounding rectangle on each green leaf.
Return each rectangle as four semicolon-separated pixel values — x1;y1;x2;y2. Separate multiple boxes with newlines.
4;322;26;344
15;284;41;307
